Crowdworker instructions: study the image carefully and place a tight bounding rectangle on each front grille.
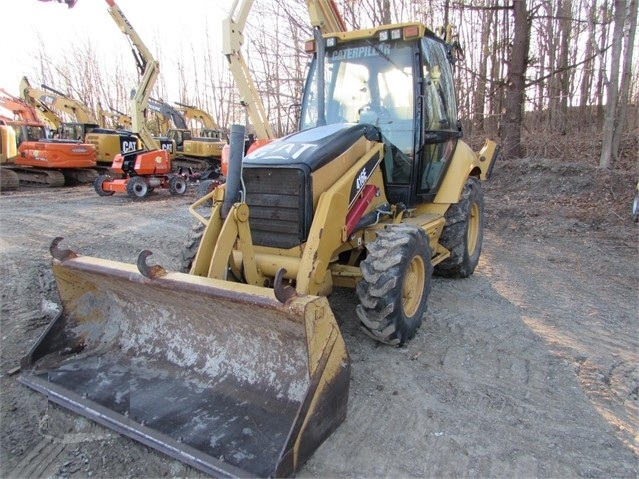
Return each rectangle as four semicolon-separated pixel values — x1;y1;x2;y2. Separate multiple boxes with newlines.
243;167;310;249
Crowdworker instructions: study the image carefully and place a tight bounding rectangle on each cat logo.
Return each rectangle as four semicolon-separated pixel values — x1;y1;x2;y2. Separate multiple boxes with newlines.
121;140;137;153
356;168;368;190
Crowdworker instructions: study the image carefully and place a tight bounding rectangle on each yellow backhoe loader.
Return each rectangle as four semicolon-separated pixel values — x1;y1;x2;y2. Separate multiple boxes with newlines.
20;1;500;477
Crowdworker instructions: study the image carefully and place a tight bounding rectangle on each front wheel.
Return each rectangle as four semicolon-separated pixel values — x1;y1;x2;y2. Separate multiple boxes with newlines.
94;175;115;196
126;176;148;198
356;225;433;346
169;175;187;195
435;177;484;278
180;220;205;273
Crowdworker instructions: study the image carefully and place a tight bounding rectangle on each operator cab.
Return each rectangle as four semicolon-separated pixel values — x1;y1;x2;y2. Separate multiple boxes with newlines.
299;24;461;206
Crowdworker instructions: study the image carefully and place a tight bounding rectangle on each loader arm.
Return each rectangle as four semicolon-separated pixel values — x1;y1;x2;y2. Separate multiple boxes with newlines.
105;0;161;151
223;0;274;140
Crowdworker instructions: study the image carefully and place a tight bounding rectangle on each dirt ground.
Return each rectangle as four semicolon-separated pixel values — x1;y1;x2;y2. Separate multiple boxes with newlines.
0;156;637;478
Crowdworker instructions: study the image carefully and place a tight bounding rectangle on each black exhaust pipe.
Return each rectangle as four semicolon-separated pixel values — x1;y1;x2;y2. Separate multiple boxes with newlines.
221;124;246;219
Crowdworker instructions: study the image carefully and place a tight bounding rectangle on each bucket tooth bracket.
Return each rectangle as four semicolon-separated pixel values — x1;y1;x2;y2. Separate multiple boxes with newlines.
50;237;78;261
137;250;167;279
274;267;297;304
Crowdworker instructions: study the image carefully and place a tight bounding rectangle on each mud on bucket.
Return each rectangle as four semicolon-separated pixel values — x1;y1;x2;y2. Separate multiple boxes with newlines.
20;243;350;477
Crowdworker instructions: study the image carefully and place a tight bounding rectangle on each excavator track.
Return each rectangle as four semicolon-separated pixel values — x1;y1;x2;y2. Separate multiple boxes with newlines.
172;156;217;172
61;168;99;185
0;168;20;190
8;167;66;187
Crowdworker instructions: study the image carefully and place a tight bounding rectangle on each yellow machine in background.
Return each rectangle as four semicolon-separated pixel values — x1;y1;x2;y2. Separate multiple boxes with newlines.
20;77;139;169
21;0;500;477
97;102;133;129
147;98;225;177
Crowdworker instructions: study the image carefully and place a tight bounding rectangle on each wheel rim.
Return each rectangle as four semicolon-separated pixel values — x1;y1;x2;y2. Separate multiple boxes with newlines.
467;202;480;255
402;255;426;318
134;181;146;197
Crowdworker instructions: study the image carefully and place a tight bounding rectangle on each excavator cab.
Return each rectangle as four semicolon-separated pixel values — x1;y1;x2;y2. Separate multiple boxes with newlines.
300;26;463;206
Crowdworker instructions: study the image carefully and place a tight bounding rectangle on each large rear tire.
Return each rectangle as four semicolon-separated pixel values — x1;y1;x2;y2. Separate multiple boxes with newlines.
126;176;148;198
435;177;484;278
356;224;433;346
94;175;115;196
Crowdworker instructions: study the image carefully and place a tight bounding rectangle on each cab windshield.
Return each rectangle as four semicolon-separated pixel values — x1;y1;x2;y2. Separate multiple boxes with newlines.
300;39;415;157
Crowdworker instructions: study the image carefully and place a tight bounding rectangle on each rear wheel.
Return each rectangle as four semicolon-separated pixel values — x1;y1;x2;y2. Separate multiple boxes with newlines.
435;177;484;278
126;176;148;198
356;225;433;346
169;175;187;195
94;175;115;196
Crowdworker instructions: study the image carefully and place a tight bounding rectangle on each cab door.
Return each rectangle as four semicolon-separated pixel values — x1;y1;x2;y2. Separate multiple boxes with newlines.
415;35;462;203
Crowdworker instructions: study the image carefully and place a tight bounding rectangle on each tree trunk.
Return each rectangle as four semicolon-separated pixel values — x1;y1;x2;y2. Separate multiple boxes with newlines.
599;0;626;168
473;5;493;134
611;0;637;159
580;0;597;110
502;0;530;159
558;0;573;132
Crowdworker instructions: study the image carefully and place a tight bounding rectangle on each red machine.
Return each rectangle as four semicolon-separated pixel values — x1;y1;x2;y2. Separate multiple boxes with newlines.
94;148;186;197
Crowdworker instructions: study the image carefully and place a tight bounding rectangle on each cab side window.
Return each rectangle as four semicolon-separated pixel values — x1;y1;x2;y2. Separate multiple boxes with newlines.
419;37;459;192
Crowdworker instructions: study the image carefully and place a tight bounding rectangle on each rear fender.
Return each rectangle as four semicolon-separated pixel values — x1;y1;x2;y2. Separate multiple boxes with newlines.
433;139;499;205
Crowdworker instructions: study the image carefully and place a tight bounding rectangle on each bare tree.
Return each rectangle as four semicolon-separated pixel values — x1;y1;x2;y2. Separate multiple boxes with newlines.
599;0;627;168
502;1;530;159
611;0;637;158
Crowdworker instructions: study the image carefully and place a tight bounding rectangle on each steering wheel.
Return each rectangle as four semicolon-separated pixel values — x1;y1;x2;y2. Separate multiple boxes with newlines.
358;103;392;125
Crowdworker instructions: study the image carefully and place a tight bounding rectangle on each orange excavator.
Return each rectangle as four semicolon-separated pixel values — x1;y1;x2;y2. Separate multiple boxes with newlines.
0;88;97;187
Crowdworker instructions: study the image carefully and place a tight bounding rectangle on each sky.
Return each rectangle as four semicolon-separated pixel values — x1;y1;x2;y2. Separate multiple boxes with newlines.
2;0;236;99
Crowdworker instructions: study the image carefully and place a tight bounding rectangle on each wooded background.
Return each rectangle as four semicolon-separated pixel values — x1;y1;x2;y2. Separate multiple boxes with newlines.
27;0;639;169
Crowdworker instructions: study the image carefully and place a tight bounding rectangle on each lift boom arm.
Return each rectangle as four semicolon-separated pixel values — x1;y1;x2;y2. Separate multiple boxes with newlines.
105;0;159;150
223;0;274;140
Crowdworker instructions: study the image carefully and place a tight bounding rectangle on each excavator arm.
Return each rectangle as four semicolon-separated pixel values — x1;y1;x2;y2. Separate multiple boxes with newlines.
223;0;274;140
20;78;98;125
147;98;188;131
41;83;98;124
0;88;43;124
105;0;160;151
97;102;132;129
174;102;219;131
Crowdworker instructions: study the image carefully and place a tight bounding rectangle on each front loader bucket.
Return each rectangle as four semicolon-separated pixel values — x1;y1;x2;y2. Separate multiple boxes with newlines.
19;240;350;478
